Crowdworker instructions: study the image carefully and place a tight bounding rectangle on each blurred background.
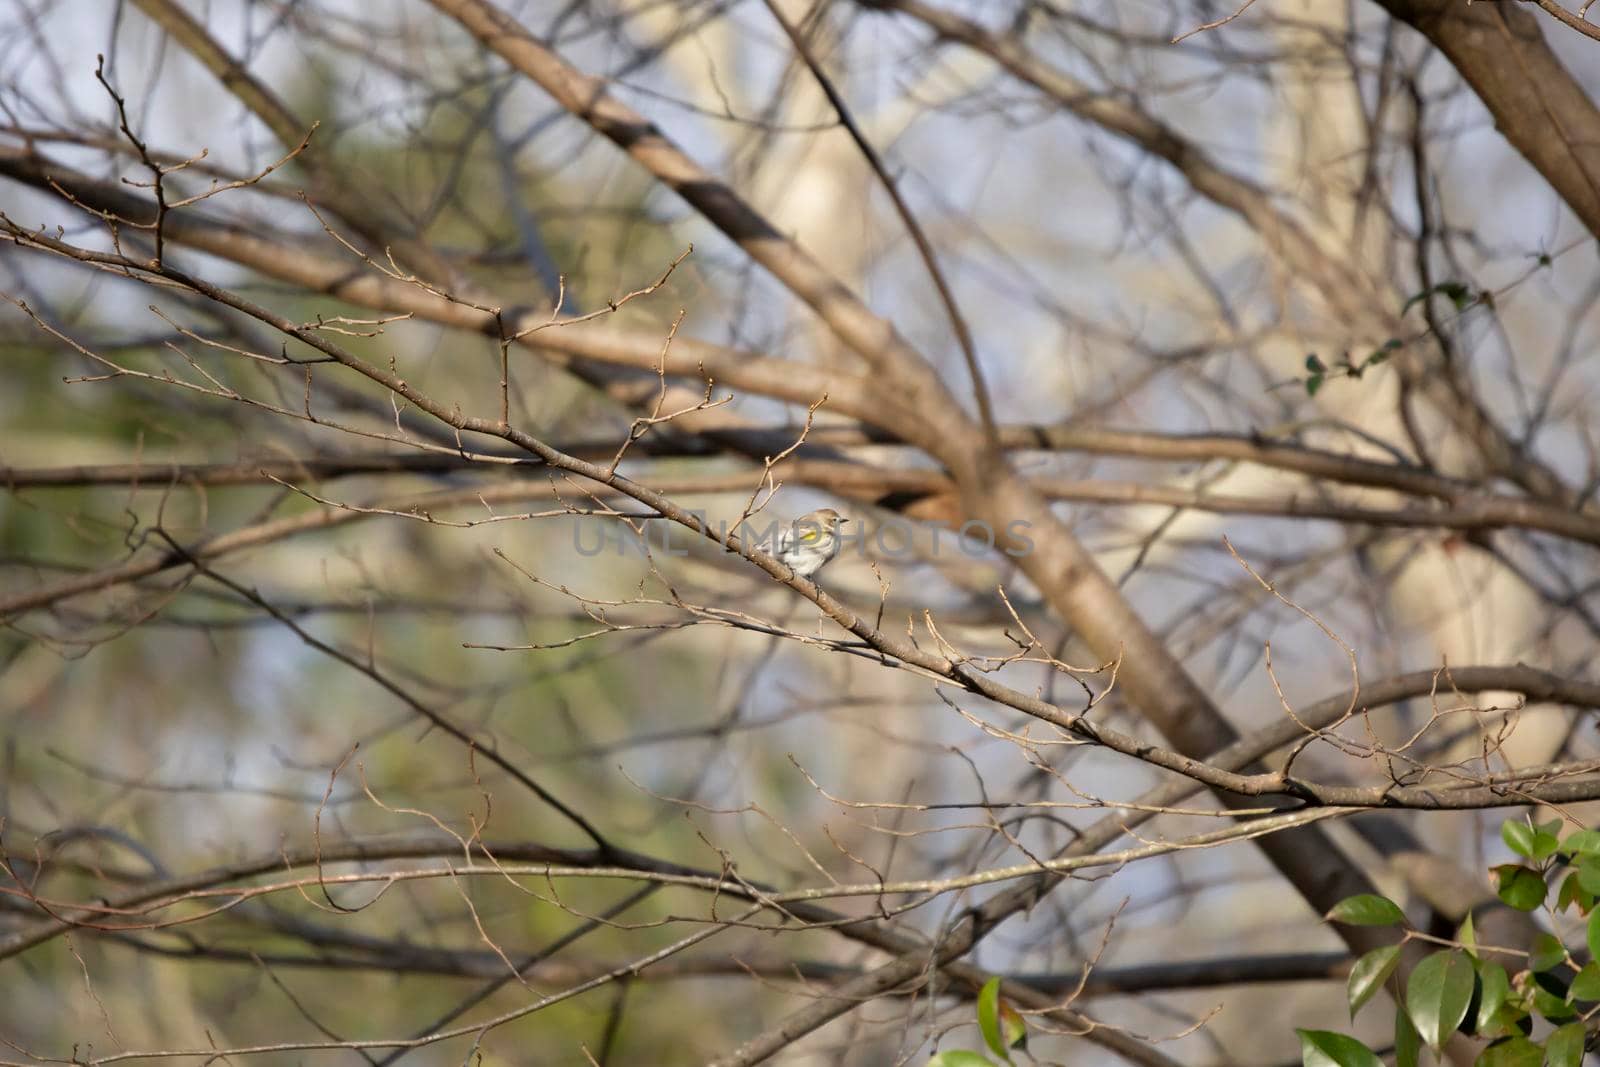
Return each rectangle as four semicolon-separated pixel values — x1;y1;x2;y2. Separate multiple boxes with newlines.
4;1;1600;1063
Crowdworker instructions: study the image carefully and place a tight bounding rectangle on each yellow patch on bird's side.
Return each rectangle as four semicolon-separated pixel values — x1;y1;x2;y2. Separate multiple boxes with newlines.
800;530;820;542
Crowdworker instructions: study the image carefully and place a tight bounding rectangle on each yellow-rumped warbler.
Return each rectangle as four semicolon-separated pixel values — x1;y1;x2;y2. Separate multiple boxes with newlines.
775;508;848;579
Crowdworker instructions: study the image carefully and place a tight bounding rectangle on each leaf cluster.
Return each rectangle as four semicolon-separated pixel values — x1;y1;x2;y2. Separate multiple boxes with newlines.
1299;818;1600;1066
926;978;1029;1066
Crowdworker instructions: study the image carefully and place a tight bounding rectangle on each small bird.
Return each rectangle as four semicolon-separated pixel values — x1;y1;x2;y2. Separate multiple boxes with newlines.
775;507;848;579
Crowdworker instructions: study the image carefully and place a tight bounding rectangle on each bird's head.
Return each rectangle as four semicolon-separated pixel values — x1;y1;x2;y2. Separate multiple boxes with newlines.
795;507;846;542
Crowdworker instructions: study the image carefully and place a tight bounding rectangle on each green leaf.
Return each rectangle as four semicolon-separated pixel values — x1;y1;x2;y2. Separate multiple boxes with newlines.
1306;373;1325;396
926;1053;997;1067
1348;945;1402;1018
1360;339;1400;371
1557;872;1582;913
1504;821;1538;858
1571;961;1600;1002
1576;876;1596;914
1495;865;1548;911
1395;1007;1421;1067
1406;949;1476;1052
1530;933;1567;972
1296;1029;1383;1067
1306;353;1327;373
1504;820;1560;861
1439;281;1473;310
1477;961;1511;1034
1476;1036;1544;1067
1537;817;1565;838
1402;280;1476;315
1382;1004;1420;1067
1589;908;1600;965
976;978;1010;1064
1577;855;1600;895
1483;1004;1534;1042
1561;829;1600;856
1459;911;1478;957
1327;894;1407;926
1544;1022;1585;1067
1531;972;1576;1021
